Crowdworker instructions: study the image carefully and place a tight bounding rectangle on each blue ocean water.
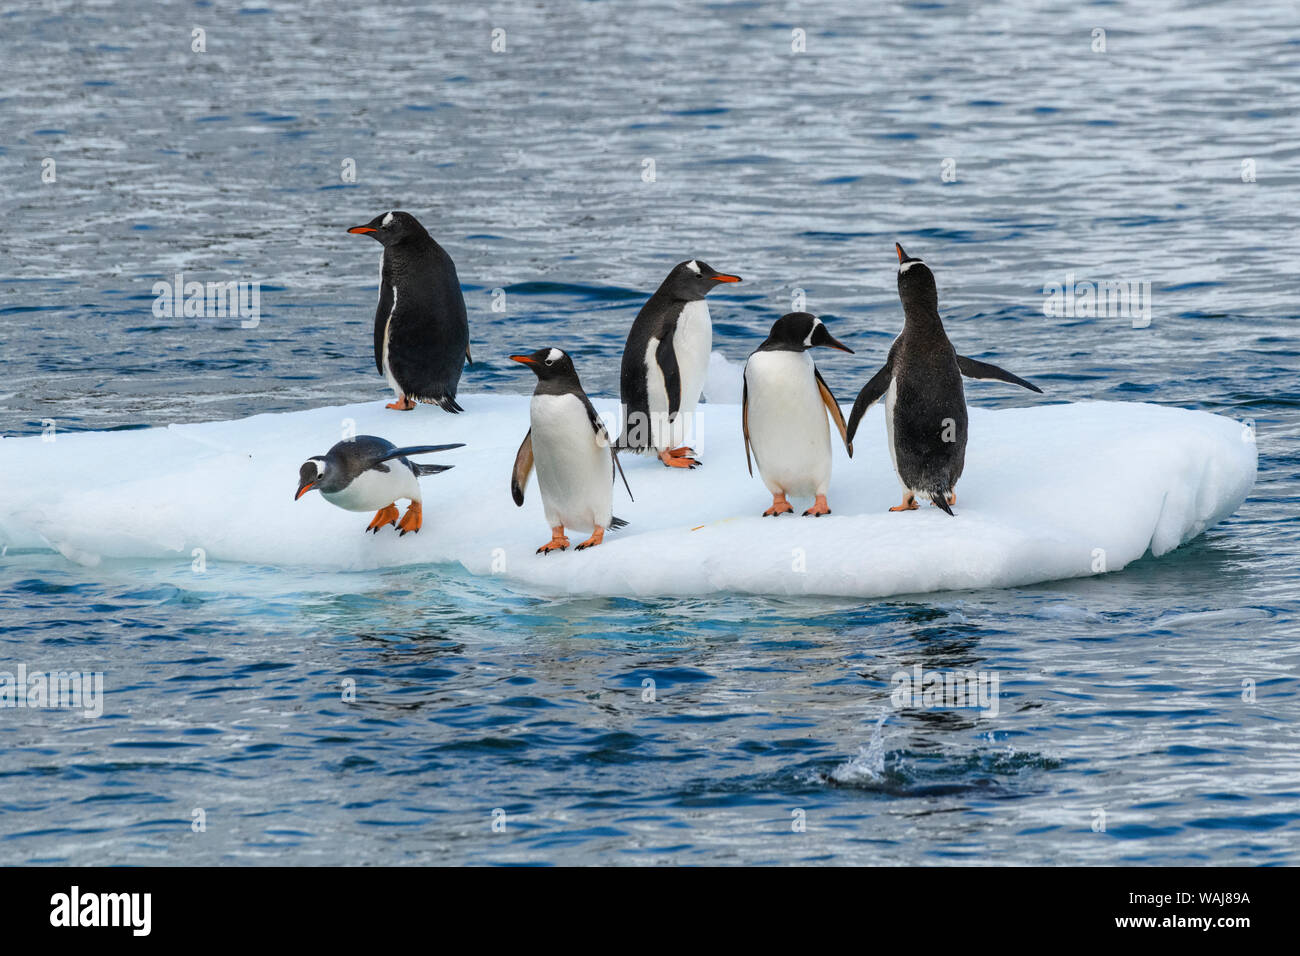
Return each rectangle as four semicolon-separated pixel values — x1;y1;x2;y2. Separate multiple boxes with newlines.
1;1;1298;864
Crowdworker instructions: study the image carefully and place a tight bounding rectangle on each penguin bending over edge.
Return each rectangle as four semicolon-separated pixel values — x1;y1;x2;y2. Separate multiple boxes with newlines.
743;312;854;517
618;259;741;468
845;244;1043;515
348;211;471;413
295;435;465;534
511;348;633;553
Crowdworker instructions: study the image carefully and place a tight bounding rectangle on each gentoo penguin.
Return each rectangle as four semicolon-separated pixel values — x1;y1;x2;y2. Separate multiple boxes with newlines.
510;348;633;553
618;259;741;468
295;435;464;535
347;211;471;413
845;243;1043;515
743;312;854;517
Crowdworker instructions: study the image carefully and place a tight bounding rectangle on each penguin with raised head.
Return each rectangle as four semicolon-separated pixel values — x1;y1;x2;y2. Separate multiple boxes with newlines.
743;313;855;517
511;348;633;554
347;211;471;413
846;243;1043;514
295;435;465;534
618;259;741;468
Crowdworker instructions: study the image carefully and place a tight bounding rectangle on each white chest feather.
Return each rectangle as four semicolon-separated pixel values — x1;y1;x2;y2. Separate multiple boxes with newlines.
673;299;712;404
323;464;419;512
744;350;832;496
530;393;613;530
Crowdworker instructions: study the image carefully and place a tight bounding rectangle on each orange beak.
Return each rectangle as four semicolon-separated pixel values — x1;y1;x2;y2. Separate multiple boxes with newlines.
294;481;316;500
347;226;376;234
510;355;536;365
711;273;741;283
896;243;906;262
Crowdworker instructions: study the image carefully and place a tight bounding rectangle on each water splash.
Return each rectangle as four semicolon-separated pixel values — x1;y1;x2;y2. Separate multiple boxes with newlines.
829;712;890;785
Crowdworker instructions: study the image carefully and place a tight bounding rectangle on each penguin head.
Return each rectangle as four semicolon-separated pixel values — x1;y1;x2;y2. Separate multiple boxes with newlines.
895;242;939;312
510;347;579;383
294;457;327;500
760;312;854;354
662;259;742;300
347;211;429;245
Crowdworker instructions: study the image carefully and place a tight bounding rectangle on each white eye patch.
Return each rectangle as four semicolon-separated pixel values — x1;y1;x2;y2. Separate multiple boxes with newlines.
686;260;701;274
899;259;924;274
546;348;562;365
382;212;395;227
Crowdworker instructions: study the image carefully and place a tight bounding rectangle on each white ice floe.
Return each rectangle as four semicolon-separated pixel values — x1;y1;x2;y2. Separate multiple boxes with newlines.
0;355;1256;599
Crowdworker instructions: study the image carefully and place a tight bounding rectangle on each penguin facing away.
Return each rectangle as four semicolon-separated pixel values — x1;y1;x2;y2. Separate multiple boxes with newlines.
618;259;741;469
743;313;855;517
845;243;1043;515
347;211;471;413
295;435;465;535
511;348;633;554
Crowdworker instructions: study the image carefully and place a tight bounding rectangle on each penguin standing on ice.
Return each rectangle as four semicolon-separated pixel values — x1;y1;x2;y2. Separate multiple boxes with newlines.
295;435;464;535
511;348;633;554
618;259;741;468
347;211;471;413
743;313;855;517
845;243;1043;514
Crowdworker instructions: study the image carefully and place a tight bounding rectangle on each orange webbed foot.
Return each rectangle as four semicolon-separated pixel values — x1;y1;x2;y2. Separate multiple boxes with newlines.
537;526;569;554
889;494;919;512
763;494;795;517
659;448;700;469
803;495;831;517
385;396;416;411
366;504;400;532
575;526;606;551
397;501;422;536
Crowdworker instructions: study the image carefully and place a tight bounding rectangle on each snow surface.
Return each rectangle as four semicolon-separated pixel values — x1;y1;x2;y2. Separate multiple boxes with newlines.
0;356;1256;599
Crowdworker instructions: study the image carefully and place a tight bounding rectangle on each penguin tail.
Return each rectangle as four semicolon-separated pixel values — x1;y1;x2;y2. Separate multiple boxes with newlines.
418;395;464;413
413;463;454;477
608;516;630;531
930;488;955;517
435;396;464;414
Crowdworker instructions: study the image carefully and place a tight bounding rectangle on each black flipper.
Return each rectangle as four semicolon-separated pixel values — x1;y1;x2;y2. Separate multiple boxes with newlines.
814;365;852;457
373;271;393;375
578;394;634;502
511;430;533;507
374;443;465;465
846;358;895;444
741;375;754;477
612;447;633;502
956;355;1042;393
655;335;682;420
